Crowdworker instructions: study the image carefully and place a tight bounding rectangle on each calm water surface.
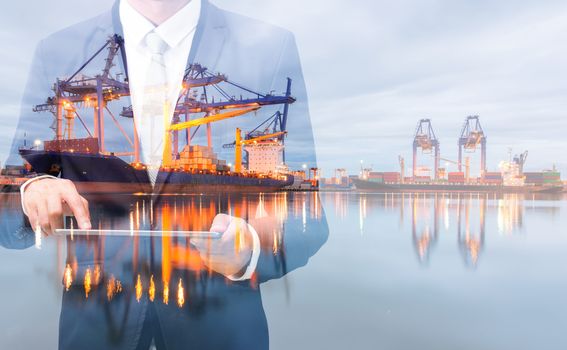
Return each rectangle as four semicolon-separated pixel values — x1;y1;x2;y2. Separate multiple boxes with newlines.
0;192;565;349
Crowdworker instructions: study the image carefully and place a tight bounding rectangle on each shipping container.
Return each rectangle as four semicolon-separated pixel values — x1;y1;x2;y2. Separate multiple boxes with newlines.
414;176;431;183
369;172;384;177
483;172;502;178
483;179;503;184
45;137;99;154
383;172;401;183
448;172;465;184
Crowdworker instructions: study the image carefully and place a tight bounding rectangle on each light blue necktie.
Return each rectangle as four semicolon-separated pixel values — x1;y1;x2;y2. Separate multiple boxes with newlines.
140;31;170;186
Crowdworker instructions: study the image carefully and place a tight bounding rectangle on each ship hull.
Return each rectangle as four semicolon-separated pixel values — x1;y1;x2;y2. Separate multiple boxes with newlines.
352;178;562;194
19;150;293;194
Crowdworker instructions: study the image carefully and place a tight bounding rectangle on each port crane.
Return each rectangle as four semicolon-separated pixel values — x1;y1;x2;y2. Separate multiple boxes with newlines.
512;151;528;175
31;35;296;171
458;116;487;176
413;119;440;180
33;34;130;154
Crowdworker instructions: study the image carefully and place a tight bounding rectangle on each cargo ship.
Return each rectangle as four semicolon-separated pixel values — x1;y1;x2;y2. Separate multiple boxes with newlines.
352;169;563;194
18;35;296;194
20;144;293;194
351;178;562;194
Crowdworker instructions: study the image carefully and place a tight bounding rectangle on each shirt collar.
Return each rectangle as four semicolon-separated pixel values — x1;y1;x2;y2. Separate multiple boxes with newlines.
119;0;201;49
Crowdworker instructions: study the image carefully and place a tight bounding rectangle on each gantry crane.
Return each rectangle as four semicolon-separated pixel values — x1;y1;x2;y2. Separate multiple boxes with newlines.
413;119;440;180
458;116;487;176
32;35;296;169
33;34;130;154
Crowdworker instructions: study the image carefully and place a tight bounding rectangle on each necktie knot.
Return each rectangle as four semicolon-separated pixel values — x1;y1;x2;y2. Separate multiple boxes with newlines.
144;32;169;55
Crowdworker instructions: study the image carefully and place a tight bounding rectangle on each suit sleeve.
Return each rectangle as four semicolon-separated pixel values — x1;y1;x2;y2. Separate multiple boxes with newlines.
0;195;35;250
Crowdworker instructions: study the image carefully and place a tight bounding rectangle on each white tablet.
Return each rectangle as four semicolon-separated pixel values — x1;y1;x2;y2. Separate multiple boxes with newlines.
54;229;222;239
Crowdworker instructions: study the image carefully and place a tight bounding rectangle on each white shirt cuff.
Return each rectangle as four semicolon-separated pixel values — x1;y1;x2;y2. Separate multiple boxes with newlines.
20;175;59;216
227;223;261;281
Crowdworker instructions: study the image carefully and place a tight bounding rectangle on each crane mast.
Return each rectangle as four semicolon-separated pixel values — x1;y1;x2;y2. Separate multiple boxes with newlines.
458;116;487;176
412;119;440;180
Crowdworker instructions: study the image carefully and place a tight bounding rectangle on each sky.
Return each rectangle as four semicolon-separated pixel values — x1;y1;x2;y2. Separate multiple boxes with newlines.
1;0;566;177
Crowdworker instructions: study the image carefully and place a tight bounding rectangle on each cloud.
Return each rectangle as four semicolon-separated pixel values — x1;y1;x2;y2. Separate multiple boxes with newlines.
215;0;567;176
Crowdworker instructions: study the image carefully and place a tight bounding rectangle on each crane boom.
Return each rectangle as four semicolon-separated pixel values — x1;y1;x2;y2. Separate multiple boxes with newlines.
168;106;260;131
240;131;286;144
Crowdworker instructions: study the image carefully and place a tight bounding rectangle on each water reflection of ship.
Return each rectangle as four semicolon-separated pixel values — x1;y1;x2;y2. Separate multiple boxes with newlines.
326;192;532;267
0;191;328;349
4;193;313;345
26;191;325;305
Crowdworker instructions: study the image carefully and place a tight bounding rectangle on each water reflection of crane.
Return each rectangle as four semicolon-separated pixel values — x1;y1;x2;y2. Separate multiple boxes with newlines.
456;194;486;268
411;194;439;264
497;194;524;235
317;192;529;268
57;193;297;294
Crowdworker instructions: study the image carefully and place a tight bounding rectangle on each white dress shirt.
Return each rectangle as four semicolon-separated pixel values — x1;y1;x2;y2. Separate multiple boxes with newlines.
21;0;260;281
119;0;201;167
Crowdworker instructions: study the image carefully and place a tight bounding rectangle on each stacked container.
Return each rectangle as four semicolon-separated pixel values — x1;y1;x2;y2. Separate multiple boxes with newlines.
448;172;465;183
383;172;401;183
368;172;384;183
524;172;544;185
413;175;431;183
173;145;230;172
543;170;561;184
482;172;502;185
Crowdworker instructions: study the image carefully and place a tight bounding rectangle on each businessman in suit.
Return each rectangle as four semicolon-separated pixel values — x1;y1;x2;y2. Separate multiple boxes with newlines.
5;0;322;284
1;1;328;348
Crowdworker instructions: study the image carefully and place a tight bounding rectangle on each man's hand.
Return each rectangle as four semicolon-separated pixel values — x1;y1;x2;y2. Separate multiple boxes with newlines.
23;178;91;235
191;214;255;278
